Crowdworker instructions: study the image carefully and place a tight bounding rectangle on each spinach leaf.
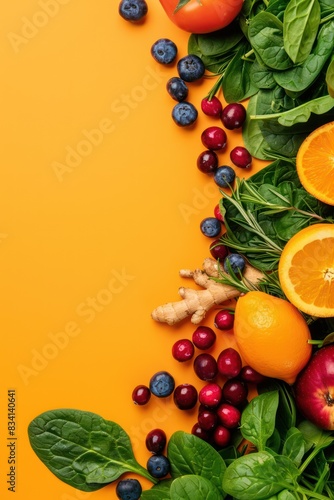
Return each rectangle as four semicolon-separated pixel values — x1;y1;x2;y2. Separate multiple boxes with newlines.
242;93;273;160
248;12;293;70
326;58;334;97
282;428;305;466
283;0;321;64
266;0;291;21
222;451;294;499
250;60;277;90
167;431;226;497
275;20;334;93
141;479;173;499
222;41;258;103
170;475;222;500
28;409;155;491
319;0;334;17
240;391;279;450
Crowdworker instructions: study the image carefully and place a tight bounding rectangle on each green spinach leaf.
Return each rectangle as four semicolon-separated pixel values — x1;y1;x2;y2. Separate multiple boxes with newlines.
222;451;294;499
326;58;334;97
242;92;273;160
222;40;258;103
240;391;279;450
28;409;155;491
167;431;226;497
248;12;293;70
282;428;305;466
170;475;222;500
141;479;173;499
283;0;321;64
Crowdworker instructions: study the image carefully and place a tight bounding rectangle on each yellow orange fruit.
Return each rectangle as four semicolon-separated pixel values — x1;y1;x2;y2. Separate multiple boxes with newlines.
234;291;312;385
279;223;334;317
296;121;334;205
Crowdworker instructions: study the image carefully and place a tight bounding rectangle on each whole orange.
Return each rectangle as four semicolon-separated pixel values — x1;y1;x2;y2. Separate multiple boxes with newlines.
234;291;312;384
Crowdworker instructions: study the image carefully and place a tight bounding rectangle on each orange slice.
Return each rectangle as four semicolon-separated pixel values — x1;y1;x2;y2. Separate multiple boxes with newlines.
278;223;334;317
296;121;334;205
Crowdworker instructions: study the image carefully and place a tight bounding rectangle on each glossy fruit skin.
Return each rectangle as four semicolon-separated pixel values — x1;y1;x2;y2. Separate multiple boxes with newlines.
174;383;198;409
222;378;248;406
177;54;205;82
216;403;241;429
151;38;177;64
132;385;151;405
214;166;235;188
199;383;222;408
172;101;198;127
214;309;235;331
116;478;142;500
240;365;266;384
149;371;175;398
294;345;334;431
145;428;167;454
210;240;229;261
192;326;216;350
191;422;211;441
201;96;223;117
166;77;188;101
119;0;148;21
230;146;252;169
198;408;218;431
194;353;218;381
159;0;244;34
217;348;242;379
200;217;221;238
224;253;246;274
172;338;195;362
197;150;218;174
147;454;170;478
221;103;247;129
213;204;224;222
213;425;231;448
201;126;227;150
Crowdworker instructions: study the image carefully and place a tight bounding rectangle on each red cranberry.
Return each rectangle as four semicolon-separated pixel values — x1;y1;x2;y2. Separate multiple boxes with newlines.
145;428;167;454
201;96;223;118
193;353;218;381
192;326;216;350
197;150;219;174
216;403;241;429
213;204;224;222
240;365;266;384
132;385;151;405
217;348;242;379
214;309;234;330
199;383;222;408
222;379;248;406
201;126;227;151
213;425;231;448
230;146;252;169
191;422;211;441
198;409;218;431
173;384;198;410
221;103;246;130
210;240;229;261
172;339;195;362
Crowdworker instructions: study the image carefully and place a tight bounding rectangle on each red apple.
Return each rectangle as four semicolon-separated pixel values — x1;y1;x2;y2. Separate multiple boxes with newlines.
294;344;334;431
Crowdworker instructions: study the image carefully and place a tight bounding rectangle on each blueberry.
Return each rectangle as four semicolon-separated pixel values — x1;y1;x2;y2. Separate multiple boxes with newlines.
166;77;188;102
224;253;246;275
200;217;221;238
116;478;142;500
177;54;205;82
214;166;236;188
172;101;198;127
119;0;148;22
149;371;175;398
147;454;171;478
151;38;177;65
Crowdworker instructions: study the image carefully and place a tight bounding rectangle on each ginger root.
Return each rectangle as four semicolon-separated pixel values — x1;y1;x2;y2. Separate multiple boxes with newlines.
151;258;263;326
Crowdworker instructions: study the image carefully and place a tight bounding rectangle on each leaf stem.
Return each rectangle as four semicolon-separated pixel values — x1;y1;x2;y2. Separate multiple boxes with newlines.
297;486;331;500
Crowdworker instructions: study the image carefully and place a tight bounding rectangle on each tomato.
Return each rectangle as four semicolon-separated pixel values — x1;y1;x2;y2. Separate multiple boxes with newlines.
159;0;244;34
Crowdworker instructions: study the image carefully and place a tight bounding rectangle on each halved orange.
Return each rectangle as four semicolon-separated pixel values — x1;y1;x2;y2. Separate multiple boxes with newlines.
278;223;334;317
296;121;334;205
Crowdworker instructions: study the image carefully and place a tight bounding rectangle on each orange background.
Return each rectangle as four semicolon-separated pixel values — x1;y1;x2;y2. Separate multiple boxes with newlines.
0;2;265;499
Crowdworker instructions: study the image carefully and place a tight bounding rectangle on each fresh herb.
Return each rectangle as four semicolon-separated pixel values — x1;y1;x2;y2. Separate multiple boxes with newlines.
28;389;334;498
189;0;334;160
